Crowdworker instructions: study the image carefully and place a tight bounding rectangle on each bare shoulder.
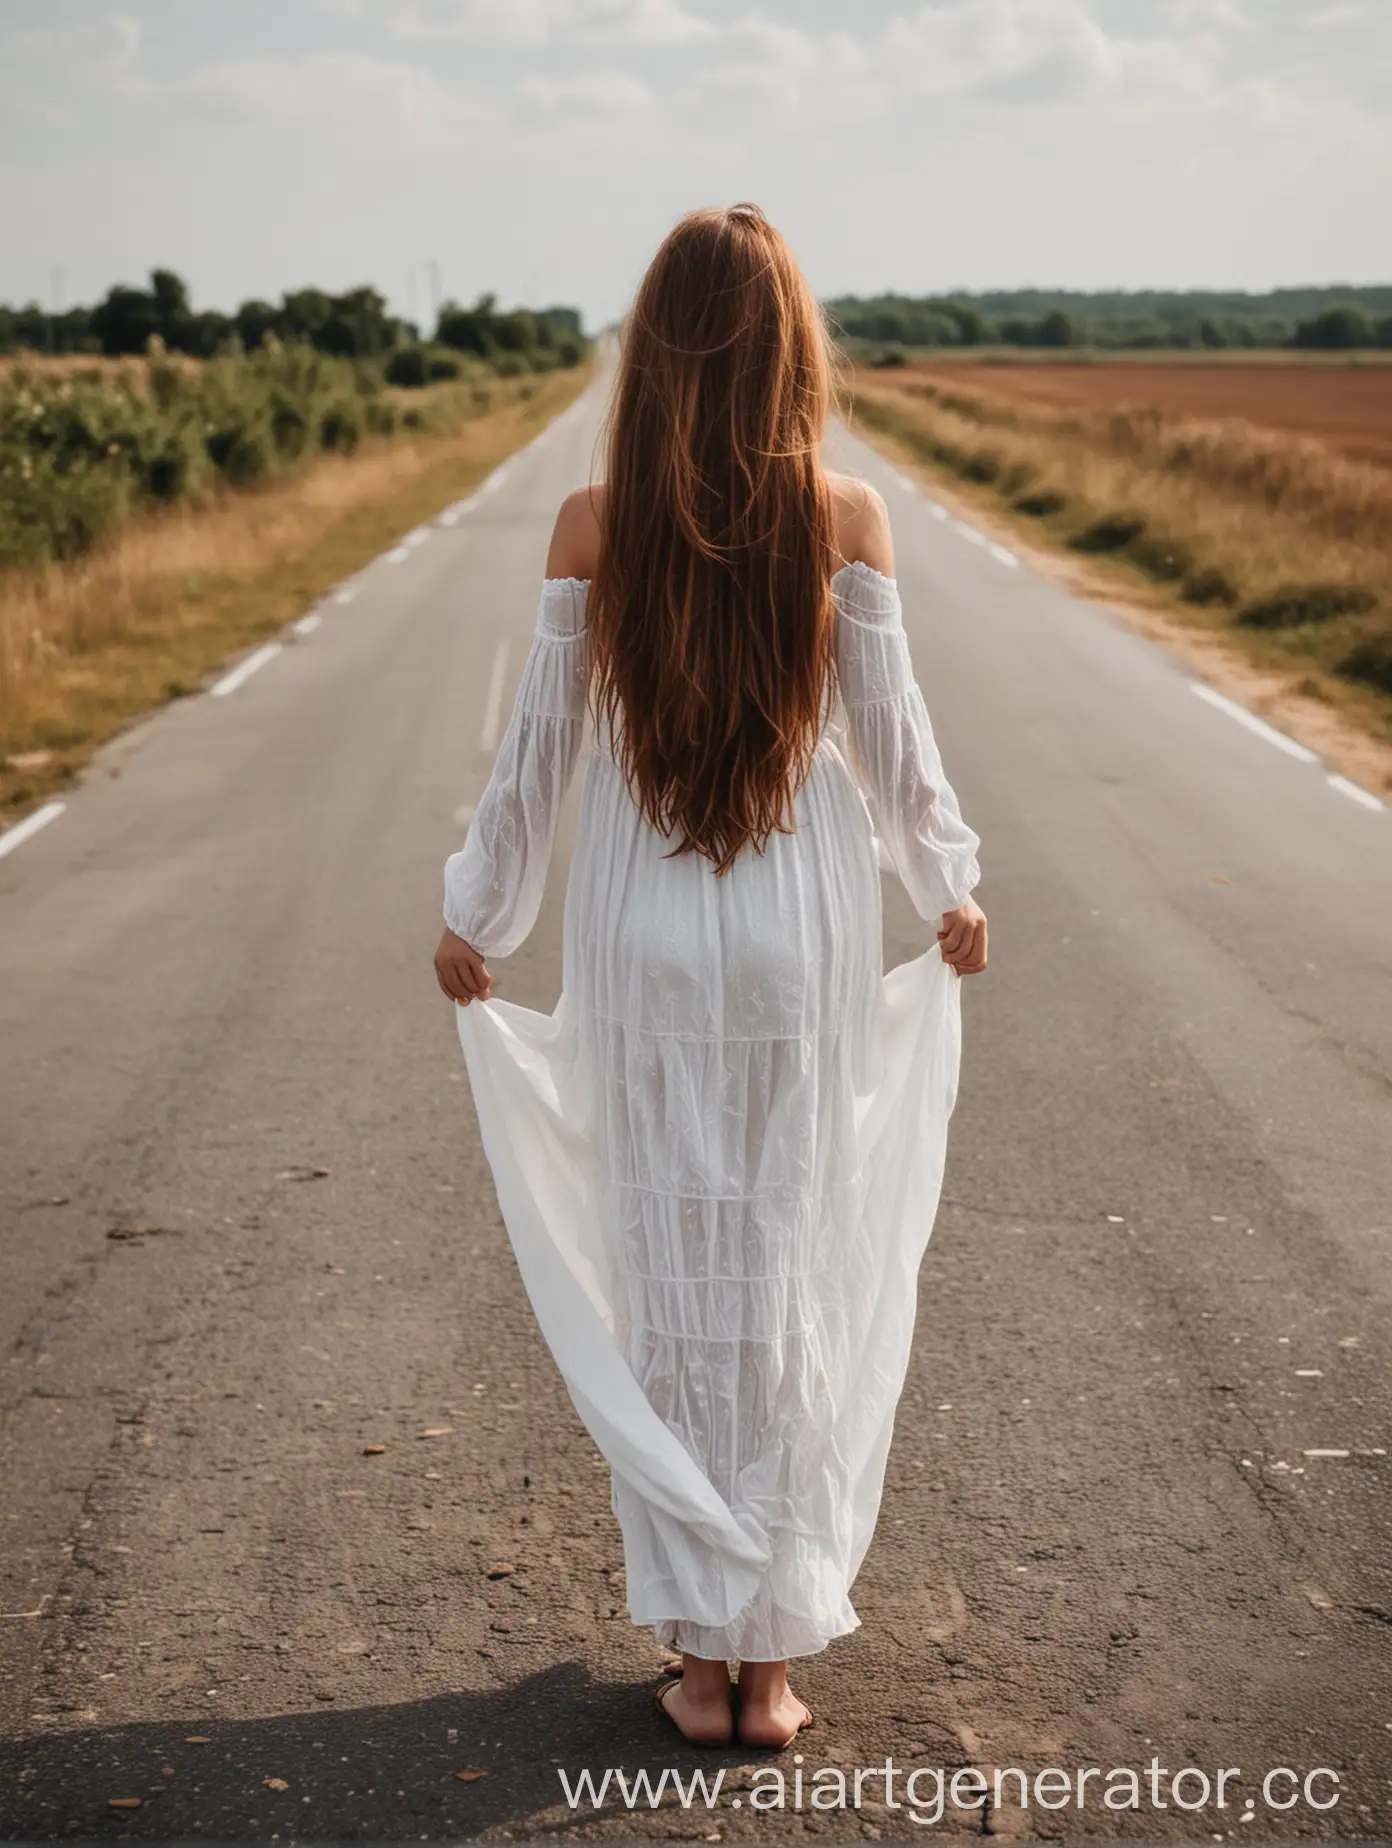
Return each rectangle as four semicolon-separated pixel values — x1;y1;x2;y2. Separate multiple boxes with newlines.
545;483;605;580
825;471;894;578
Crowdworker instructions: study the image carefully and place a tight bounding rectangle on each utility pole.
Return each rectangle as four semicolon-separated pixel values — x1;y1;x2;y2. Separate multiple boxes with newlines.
50;264;66;351
425;259;441;331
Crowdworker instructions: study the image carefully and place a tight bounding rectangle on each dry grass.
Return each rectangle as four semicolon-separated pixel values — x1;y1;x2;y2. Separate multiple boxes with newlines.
849;368;1392;773
1;368;587;817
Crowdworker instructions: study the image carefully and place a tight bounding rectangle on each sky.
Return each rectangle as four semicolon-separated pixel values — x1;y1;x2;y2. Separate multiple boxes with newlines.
0;0;1388;330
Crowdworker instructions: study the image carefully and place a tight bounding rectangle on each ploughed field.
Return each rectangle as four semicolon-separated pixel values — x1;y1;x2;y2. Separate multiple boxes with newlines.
904;358;1392;467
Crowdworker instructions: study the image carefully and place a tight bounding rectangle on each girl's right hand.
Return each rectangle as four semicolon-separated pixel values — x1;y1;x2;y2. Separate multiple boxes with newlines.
434;928;492;1006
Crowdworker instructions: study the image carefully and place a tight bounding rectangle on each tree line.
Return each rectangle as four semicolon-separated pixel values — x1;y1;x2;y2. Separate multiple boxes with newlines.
827;285;1392;353
0;269;587;370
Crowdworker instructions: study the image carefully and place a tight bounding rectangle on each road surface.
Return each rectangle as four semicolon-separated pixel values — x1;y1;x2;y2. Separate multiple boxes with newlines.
1;380;1389;1842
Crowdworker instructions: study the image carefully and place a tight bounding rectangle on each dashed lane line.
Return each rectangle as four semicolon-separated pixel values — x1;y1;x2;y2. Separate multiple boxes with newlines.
210;644;284;699
0;802;66;862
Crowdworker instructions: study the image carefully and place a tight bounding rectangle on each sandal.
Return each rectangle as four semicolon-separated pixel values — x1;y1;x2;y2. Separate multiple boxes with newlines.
653;1676;734;1748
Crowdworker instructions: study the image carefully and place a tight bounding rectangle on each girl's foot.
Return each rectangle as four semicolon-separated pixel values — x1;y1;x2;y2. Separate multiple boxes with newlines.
735;1660;814;1750
653;1654;733;1746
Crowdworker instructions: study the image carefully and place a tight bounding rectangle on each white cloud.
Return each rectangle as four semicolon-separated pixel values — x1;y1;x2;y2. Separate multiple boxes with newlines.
0;10;151;117
695;0;1246;121
1164;0;1246;29
1304;2;1372;24
316;0;715;45
177;48;492;148
519;68;659;112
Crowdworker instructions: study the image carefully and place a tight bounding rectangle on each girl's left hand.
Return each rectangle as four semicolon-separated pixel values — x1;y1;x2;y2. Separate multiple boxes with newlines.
435;928;492;1006
937;898;987;977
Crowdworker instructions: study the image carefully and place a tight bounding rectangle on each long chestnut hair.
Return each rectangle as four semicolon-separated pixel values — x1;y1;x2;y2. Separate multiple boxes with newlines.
589;204;837;876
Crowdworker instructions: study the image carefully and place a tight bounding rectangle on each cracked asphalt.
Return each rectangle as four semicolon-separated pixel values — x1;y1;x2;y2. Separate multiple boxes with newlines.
1;384;1390;1843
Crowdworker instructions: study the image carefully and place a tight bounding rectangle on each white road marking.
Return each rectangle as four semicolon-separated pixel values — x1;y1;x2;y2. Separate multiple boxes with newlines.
481;465;510;496
405;527;431;548
893;471;917;493
989;543;1019;568
955;523;988;548
334;588;356;605
438;510;459;527
386;546;411;564
1190;684;1319;764
1326;772;1384;812
292;613;322;637
927;503;949;521
210;643;284;699
0;801;66;861
480;641;510;751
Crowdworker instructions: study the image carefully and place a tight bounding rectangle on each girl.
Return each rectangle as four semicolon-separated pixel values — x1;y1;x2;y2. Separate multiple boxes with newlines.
435;204;986;1750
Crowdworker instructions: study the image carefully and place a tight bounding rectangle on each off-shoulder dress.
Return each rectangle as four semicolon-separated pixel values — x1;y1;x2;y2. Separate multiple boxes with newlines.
445;560;980;1661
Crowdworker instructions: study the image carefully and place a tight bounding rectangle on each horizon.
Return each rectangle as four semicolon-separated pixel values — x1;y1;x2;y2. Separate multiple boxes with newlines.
2;1;1389;328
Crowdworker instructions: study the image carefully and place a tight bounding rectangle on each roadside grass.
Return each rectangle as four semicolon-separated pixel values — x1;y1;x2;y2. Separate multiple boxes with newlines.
1;367;587;818
848;371;1392;770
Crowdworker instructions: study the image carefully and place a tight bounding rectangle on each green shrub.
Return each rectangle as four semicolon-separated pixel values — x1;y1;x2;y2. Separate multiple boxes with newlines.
427;352;461;381
319;400;364;454
1128;534;1192;582
1071;513;1146;553
385;345;430;389
0;341;388;569
1337;633;1392;692
868;348;908;369
207;420;274;486
1182;566;1238;607
1237;584;1377;629
1013;488;1066;518
961;448;1001;484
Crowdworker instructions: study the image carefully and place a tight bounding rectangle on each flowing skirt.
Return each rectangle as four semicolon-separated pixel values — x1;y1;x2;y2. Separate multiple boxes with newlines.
457;740;962;1660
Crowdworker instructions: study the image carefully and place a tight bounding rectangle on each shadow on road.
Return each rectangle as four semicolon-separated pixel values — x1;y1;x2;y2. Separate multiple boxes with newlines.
0;1660;758;1840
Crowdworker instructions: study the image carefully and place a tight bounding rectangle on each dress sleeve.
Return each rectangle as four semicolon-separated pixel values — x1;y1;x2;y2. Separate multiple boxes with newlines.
442;578;590;957
833;562;981;922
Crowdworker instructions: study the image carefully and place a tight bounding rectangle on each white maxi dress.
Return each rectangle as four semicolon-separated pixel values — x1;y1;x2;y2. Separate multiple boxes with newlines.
445;560;980;1662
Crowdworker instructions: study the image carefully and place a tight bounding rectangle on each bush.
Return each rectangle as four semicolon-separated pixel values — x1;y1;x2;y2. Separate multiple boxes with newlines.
1014;488;1066;518
1337;633;1392;692
1237;583;1377;629
1182;566;1239;607
1292;304;1375;351
385;345;430;389
1070;513;1146;553
1128;534;1192;583
868;348;908;369
319;400;364;454
207;420;274;486
961;447;1002;484
0;341;389;569
427;352;461;381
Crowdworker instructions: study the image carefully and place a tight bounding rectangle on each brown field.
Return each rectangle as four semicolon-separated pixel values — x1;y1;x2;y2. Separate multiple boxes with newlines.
850;365;1392;780
902;358;1392;466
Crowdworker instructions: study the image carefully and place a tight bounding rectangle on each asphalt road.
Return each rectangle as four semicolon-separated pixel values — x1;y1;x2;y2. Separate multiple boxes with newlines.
1;379;1389;1844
